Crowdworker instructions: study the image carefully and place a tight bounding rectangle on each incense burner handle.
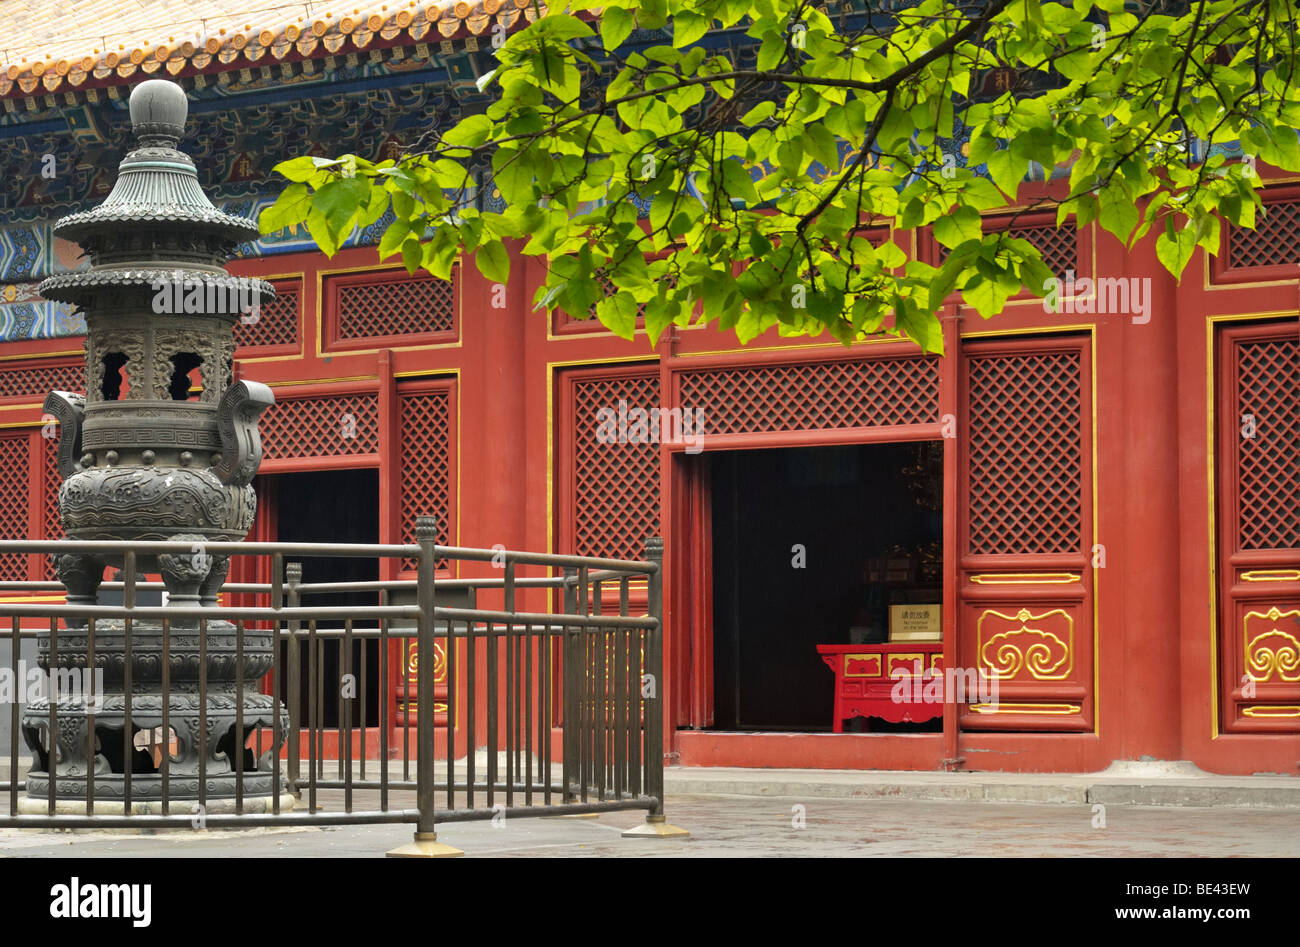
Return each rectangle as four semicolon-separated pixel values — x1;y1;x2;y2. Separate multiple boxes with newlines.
214;380;275;487
43;390;85;481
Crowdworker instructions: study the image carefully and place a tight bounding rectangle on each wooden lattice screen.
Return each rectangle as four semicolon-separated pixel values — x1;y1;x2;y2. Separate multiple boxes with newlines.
233;278;300;351
1227;196;1300;270
1235;336;1300;550
0;362;83;401
259;392;380;462
398;384;453;570
0;433;29;582
959;339;1093;732
567;369;662;561
965;350;1084;555
677;356;939;433
1218;323;1300;733
330;269;455;342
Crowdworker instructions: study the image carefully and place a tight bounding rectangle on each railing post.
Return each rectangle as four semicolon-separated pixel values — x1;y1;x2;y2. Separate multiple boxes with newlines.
623;536;688;839
285;561;302;797
388;516;463;857
561;566;577;803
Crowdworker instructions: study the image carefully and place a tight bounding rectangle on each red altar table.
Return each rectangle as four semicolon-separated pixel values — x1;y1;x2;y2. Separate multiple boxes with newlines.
817;643;944;731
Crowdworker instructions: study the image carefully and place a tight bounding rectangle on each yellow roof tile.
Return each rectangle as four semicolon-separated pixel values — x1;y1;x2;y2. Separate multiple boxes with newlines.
0;0;542;97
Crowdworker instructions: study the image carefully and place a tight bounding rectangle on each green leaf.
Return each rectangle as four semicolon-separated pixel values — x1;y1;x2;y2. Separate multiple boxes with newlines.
441;114;492;150
259;183;312;235
601;6;634;51
674;11;710;48
475;240;510;283
986;149;1026;199
1155;222;1197;278
933;205;982;249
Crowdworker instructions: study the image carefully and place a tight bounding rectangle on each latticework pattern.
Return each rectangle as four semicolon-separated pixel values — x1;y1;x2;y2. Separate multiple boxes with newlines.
1227;198;1300;269
0;434;28;582
233;283;299;349
0;362;83;400
260;393;380;461
678;357;939;433
334;271;454;340
967;351;1084;555
399;389;452;571
42;436;61;579
572;373;661;560
1236;336;1300;550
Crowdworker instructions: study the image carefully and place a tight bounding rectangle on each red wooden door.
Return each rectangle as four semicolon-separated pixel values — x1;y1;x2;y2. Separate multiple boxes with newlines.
1215;320;1300;733
958;334;1095;731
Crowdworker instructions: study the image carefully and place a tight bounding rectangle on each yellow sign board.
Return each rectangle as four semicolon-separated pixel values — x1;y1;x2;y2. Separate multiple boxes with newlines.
889;604;942;641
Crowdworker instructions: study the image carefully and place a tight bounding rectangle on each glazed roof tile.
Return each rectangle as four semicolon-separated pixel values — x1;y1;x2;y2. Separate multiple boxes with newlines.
1;0;548;98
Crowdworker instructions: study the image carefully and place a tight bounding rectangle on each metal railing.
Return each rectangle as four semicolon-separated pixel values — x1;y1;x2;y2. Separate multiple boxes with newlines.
0;516;681;853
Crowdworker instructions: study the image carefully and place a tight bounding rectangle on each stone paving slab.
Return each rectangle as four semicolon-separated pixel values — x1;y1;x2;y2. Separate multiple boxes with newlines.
2;793;1298;858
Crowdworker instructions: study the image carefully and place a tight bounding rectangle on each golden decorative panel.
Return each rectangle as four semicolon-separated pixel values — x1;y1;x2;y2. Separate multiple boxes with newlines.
1243;607;1300;683
976;607;1074;681
844;654;882;678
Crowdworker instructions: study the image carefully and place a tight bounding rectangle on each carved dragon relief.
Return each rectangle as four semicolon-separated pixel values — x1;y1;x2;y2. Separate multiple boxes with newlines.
214;380;275;487
43;390;85;481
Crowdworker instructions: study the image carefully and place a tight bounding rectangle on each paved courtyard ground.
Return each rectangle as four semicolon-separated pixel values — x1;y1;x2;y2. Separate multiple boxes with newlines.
2;792;1297;858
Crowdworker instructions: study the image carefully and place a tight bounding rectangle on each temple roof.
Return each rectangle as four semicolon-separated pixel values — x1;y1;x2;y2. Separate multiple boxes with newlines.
1;0;546;99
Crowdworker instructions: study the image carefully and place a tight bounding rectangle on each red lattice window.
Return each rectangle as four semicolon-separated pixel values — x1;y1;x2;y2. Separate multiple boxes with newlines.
260;392;380;463
1233;335;1299;550
0;433;29;582
1227;196;1300;270
233;279;300;352
324;268;456;351
565;369;662;561
0;361;83;401
678;356;939;434
398;384;453;571
965;347;1085;556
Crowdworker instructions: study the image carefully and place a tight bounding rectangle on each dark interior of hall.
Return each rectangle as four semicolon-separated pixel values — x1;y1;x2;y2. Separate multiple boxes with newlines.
710;442;943;732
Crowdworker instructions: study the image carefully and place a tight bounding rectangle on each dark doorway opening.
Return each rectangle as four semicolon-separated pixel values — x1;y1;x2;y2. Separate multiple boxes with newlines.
273;468;380;728
710;442;943;732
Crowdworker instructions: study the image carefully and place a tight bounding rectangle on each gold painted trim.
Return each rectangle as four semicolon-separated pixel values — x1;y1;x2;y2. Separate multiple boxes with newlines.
1241;705;1300;718
0;595;65;603
885;652;925;675
0;349;82;362
960;322;1096;339
843;653;882;678
968;702;1081;715
1242;606;1300;683
970;572;1081;585
266;375;376;388
1242;569;1300;582
0;419;44;429
315;261;463;359
976;607;1074;680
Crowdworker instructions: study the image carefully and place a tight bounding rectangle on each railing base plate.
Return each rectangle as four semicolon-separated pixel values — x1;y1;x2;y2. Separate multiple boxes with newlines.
622;817;689;839
386;832;464;858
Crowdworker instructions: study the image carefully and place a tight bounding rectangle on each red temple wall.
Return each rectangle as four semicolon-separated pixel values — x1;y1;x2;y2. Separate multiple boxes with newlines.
1;175;1298;774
